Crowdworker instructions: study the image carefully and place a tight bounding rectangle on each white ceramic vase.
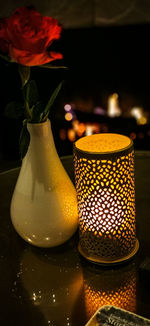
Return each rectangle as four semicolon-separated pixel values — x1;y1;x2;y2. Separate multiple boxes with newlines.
10;120;78;247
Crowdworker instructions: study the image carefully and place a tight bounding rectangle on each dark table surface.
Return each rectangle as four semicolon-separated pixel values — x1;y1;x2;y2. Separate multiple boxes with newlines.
0;152;150;326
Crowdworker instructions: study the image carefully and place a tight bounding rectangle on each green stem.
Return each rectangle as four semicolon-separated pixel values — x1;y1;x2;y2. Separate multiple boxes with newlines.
18;65;30;88
18;65;32;120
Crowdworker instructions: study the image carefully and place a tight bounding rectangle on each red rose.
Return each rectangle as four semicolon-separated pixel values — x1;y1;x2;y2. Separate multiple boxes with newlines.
0;18;9;53
0;7;63;66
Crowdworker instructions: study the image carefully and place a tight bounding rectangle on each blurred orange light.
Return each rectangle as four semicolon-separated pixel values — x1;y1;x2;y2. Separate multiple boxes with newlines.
77;123;86;137
92;123;100;134
68;129;76;142
72;120;79;132
65;112;73;121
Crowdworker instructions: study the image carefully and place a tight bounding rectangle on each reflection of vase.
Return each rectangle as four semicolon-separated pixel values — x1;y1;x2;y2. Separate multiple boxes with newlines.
10;120;78;247
20;246;84;325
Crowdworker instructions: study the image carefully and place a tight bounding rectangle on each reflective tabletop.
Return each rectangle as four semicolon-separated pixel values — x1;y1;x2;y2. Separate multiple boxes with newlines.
0;152;150;326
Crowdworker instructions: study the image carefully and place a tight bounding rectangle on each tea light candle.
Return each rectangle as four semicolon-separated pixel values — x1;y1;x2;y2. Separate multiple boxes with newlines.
74;133;139;264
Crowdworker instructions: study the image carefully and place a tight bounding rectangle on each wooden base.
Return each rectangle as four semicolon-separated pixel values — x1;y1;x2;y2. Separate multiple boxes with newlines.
78;239;139;265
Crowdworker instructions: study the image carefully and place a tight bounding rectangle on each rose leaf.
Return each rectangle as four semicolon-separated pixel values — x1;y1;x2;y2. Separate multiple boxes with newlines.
19;65;30;88
31;102;45;123
40;81;62;122
19;123;30;160
38;64;68;70
25;80;39;109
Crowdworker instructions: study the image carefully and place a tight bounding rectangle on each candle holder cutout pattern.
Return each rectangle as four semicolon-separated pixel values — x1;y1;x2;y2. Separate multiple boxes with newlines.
74;133;139;264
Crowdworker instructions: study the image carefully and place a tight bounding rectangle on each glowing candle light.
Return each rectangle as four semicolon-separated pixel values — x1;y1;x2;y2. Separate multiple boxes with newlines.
74;133;139;264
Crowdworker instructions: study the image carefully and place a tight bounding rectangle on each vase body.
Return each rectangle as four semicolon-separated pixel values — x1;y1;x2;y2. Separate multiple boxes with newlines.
11;120;78;247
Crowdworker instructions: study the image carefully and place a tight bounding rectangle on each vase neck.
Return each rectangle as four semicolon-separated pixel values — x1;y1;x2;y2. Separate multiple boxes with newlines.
27;120;52;138
26;119;58;158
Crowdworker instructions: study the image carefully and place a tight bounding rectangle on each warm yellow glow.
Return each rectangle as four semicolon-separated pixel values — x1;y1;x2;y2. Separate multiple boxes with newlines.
74;134;136;261
138;116;147;125
131;107;147;125
65;112;73;121
131;107;143;120
75;134;131;153
107;93;121;117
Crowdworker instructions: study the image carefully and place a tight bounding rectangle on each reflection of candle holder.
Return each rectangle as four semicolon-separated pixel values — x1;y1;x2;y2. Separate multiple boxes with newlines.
74;133;139;264
83;263;136;320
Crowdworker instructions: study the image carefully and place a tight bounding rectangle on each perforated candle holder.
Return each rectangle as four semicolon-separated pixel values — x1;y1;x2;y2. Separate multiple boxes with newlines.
74;133;139;265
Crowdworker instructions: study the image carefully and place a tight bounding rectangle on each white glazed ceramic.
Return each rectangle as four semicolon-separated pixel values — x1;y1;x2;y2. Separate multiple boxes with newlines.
10;120;78;247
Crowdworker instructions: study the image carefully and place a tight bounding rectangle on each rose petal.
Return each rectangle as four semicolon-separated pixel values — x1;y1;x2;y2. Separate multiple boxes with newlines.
49;51;63;60
9;46;63;66
0;18;9;54
6;7;62;54
42;17;62;47
7;7;43;51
